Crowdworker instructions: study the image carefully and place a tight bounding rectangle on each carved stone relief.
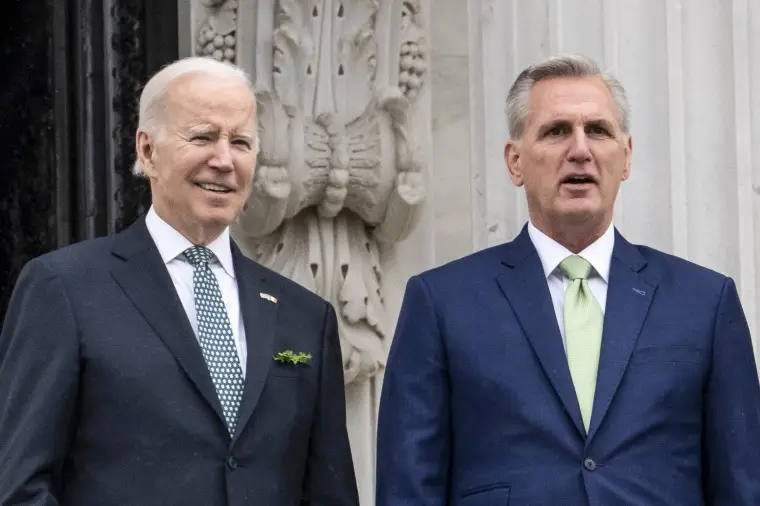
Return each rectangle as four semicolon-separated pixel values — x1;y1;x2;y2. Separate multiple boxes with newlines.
195;0;238;63
192;0;429;387
187;1;428;502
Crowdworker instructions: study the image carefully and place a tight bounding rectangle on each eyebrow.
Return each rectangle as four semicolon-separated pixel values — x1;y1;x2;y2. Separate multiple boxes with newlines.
537;117;616;134
185;125;254;139
584;118;615;130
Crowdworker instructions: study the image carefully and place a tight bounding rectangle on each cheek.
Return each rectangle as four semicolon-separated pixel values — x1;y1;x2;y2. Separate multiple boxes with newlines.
523;164;558;193
235;156;257;184
595;144;628;170
523;151;560;183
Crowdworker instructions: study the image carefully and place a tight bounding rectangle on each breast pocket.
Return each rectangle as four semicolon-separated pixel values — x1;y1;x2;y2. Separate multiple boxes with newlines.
251;369;316;440
626;345;706;412
631;345;705;364
458;484;511;506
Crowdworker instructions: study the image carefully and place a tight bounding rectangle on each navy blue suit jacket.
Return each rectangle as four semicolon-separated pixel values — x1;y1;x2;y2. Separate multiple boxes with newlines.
0;218;359;506
377;226;760;505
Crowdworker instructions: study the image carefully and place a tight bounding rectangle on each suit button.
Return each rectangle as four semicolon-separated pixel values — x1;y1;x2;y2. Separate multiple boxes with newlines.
583;458;597;471
227;456;238;470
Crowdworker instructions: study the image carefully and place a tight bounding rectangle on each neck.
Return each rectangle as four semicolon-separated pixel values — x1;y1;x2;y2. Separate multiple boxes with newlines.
153;205;224;246
531;215;611;254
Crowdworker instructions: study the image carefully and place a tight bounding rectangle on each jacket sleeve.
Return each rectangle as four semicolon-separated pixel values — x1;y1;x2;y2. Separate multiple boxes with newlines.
376;275;451;506
0;258;80;506
702;277;760;504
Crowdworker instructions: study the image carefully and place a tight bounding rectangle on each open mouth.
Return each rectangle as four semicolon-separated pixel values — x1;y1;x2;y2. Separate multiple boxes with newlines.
195;182;233;194
561;175;596;186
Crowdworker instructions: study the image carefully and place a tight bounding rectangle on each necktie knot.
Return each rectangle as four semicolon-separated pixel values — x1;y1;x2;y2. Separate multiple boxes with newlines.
560;255;592;281
183;246;213;267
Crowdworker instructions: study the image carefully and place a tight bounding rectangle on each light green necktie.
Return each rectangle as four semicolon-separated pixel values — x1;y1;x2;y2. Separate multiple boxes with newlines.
560;255;603;432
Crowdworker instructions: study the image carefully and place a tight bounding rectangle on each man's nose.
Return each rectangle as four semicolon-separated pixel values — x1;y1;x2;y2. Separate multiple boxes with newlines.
209;140;233;171
567;128;592;163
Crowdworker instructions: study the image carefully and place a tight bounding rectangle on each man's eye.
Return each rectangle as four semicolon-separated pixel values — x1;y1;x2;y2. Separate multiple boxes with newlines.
233;139;252;148
546;125;569;137
587;125;609;136
191;135;211;142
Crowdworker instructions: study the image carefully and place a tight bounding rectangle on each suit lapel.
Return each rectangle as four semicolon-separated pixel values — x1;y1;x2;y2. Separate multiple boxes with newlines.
496;227;586;437
586;231;657;440
110;219;225;422
230;243;279;443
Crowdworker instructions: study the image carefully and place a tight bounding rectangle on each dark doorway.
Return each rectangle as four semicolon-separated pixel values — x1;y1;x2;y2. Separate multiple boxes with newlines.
0;0;179;324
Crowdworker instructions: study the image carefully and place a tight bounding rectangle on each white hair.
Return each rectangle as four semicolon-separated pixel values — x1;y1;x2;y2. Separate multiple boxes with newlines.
132;56;256;176
506;54;630;139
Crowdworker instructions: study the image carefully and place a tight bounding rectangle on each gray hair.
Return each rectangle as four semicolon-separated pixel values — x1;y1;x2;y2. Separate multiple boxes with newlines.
506;54;630;139
132;56;256;176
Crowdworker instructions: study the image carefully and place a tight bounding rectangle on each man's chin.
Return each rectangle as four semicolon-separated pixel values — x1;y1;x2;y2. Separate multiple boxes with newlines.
192;207;238;229
554;206;602;226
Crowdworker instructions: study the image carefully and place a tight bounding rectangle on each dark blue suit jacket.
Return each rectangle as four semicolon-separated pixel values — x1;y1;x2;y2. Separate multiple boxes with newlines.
0;218;359;505
377;226;760;505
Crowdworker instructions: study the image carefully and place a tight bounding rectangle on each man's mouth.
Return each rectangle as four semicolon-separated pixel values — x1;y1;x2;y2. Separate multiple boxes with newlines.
195;182;233;193
561;175;596;186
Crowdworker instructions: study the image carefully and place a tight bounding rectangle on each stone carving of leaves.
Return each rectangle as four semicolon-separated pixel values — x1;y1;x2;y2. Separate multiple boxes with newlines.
335;0;378;121
273;0;315;112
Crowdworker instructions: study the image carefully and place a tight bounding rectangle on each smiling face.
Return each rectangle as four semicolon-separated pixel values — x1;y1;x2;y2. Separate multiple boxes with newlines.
136;72;257;245
505;76;632;247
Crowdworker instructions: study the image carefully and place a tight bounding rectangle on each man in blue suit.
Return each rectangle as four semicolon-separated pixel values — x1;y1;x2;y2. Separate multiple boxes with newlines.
0;57;359;505
377;54;760;505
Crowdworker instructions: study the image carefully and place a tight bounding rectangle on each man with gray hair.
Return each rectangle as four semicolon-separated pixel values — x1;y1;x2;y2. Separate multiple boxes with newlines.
377;54;760;505
0;56;359;505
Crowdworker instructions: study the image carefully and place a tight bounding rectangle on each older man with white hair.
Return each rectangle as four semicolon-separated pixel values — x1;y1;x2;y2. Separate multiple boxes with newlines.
0;56;359;506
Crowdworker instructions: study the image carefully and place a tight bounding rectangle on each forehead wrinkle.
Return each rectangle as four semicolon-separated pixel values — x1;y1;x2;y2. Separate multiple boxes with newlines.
541;113;613;125
186;123;216;133
164;81;256;139
179;108;255;132
526;77;617;125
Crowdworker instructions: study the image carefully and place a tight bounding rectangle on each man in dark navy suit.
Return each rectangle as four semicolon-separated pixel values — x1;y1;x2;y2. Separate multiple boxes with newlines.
0;56;359;506
377;54;760;505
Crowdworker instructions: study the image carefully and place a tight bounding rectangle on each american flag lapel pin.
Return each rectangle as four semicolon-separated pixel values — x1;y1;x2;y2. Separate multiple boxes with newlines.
259;292;278;304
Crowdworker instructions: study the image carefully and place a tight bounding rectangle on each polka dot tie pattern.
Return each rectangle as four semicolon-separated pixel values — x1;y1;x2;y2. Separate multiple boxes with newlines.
183;246;244;436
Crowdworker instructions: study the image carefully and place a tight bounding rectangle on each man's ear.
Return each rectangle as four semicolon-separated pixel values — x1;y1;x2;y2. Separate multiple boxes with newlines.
622;134;633;181
136;129;157;177
505;140;524;187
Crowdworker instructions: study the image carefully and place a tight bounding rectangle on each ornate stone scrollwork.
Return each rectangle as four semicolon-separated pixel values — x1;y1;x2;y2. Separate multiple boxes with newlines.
195;0;238;63
233;0;428;386
398;0;427;101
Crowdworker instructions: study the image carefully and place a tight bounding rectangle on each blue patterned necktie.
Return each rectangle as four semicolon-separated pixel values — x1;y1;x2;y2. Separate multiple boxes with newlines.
183;246;244;436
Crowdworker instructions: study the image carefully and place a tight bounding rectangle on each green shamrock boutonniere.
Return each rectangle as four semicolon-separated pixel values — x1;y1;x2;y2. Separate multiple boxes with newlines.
273;350;312;365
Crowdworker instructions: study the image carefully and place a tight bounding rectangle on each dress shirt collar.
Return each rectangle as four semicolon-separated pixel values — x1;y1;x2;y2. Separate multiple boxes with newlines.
145;206;235;279
527;220;615;282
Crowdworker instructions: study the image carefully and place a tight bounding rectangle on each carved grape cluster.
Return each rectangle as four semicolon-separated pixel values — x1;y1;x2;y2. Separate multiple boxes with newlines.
196;21;236;63
399;40;427;101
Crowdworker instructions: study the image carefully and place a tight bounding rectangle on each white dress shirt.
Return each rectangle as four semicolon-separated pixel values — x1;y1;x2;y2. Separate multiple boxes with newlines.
145;207;247;377
527;221;615;348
